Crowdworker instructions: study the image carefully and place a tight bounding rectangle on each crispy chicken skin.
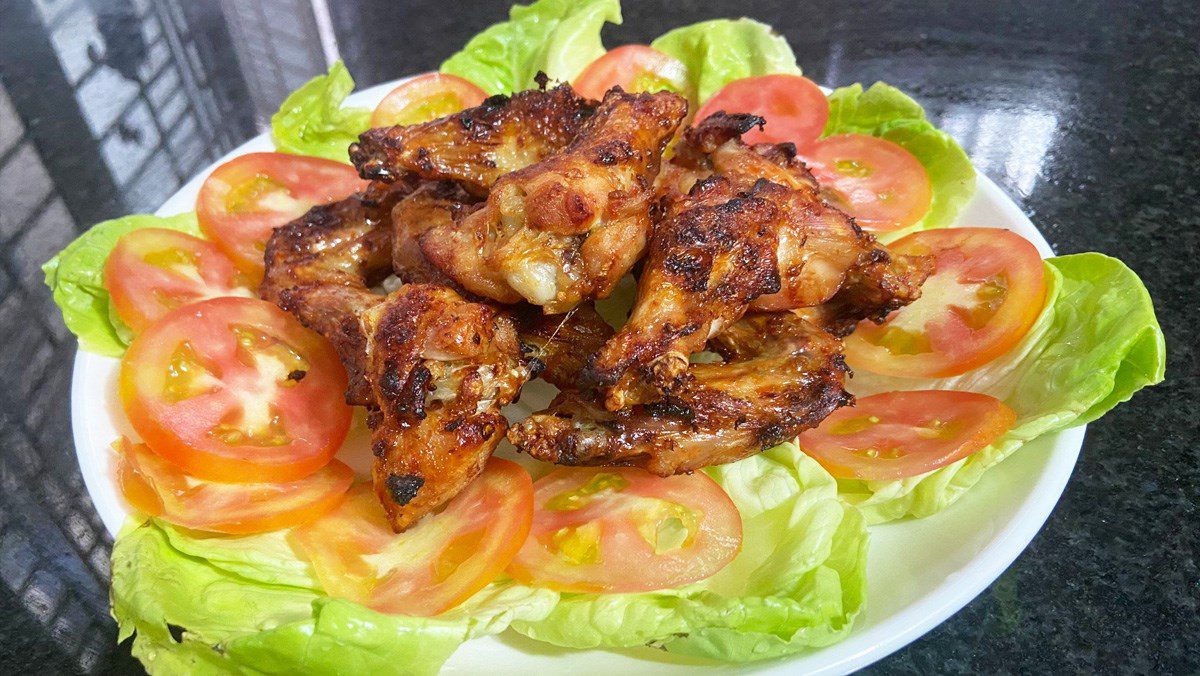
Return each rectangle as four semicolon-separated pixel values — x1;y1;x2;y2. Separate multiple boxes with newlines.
349;82;596;194
262;185;525;533
364;284;526;532
510;303;614;389
508;312;850;475
260;180;417;405
420;87;687;312
667;112;931;320
586;175;782;409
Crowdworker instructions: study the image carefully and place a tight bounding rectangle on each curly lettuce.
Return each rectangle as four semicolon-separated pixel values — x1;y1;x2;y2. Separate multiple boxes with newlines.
511;444;867;662
41;212;201;356
111;519;558;675
270;61;371;162
651;18;801;104
836;253;1166;523
441;0;622;94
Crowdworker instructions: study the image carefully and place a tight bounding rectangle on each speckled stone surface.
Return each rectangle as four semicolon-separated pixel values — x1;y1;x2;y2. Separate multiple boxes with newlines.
0;0;1194;673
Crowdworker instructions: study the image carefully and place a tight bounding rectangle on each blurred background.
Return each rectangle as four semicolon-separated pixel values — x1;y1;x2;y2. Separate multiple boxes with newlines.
0;0;1195;673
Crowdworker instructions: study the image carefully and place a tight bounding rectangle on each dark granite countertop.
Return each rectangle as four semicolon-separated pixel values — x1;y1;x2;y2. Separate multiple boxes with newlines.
0;0;1195;673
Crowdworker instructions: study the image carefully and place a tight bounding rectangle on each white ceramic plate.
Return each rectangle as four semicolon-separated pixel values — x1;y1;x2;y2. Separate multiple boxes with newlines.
70;77;1083;675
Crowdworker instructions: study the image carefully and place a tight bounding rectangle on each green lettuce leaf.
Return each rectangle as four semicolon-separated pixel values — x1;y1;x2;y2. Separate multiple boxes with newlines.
836;253;1166;523
441;0;622;95
112;518;558;675
823;83;976;236
511;444;867;662
41;212;201;356
271;61;371;162
651;18;801;104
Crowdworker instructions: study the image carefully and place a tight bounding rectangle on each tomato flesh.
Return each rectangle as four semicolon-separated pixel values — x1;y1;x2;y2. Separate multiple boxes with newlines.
371;73;487;128
508;467;742;594
115;437;353;534
196;152;366;280
289;458;533;616
845;227;1046;377
802;133;932;232
695;74;829;148
104;228;252;333
573;45;691;101
799;390;1016;481
120;296;351;483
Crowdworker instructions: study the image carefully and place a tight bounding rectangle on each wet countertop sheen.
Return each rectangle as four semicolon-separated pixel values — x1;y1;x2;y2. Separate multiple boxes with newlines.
0;0;1195;673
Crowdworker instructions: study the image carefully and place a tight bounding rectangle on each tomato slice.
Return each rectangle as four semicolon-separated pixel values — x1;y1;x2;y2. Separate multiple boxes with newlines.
845;227;1046;377
508;467;742;594
695;74;829;148
370;73;487;128
573;45;690;101
120;296;352;483
104;228;252;333
114;437;353;534
801;133;932;232
196;152;366;280
289;458;533;616
799;390;1016;480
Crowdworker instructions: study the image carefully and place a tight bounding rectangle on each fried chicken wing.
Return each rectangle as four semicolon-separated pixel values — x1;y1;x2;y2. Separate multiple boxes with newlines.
509;312;849;475
365;284;525;531
667;112;931;320
261;180;417;404
349;82;595;194
586;175;782;409
389;180;480;286
420;87;687;312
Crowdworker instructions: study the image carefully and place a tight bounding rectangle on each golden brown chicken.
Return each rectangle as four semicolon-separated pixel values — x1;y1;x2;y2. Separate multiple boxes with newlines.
509;303;614;390
508;312;850;475
364;284;526;531
585;175;782;409
419;87;687;312
261;183;526;532
349;81;596;193
261;180;417;405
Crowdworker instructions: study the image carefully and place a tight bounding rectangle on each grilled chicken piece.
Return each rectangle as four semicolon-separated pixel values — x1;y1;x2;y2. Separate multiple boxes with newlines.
510;303;614;390
349;82;596;194
390;180;480;286
666;112;931;320
509;312;850;475
262;183;525;533
260;180;417;405
364;284;526;532
420;87;687;312
586;175;782;409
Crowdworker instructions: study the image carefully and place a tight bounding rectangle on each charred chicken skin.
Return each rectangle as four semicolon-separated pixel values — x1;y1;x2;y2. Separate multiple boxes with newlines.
262;182;525;532
419;86;687;312
259;81;933;530
349;81;596;194
508;312;850;475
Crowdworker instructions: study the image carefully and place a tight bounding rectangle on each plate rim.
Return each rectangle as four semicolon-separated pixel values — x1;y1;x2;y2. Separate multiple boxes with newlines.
68;74;1083;675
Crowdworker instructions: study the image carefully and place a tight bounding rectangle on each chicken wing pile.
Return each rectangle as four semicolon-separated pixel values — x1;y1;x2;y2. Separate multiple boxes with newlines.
261;79;931;531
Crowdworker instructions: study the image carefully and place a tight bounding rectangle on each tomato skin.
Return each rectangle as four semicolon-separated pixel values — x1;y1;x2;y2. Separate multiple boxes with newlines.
508;467;742;594
799;390;1017;481
120;297;351;483
573;45;690;101
290;458;534;617
695;74;829;148
845;227;1046;378
104;228;252;333
370;73;487;127
115;437;353;534
196;152;366;280
802;133;932;232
